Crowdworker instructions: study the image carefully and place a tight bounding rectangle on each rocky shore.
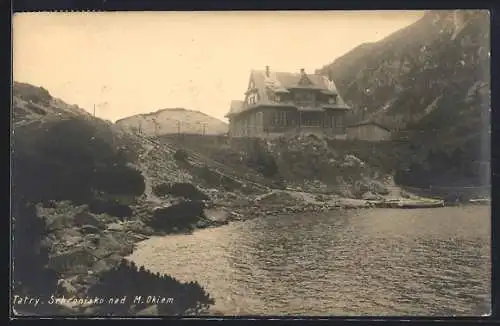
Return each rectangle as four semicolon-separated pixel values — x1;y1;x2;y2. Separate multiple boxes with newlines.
192;187;450;229
13;180;463;317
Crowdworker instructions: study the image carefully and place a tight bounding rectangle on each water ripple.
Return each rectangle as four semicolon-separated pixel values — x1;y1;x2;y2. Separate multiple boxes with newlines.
128;206;490;316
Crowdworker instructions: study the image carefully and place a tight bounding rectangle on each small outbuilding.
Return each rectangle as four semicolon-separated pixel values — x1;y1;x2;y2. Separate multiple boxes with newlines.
346;120;391;141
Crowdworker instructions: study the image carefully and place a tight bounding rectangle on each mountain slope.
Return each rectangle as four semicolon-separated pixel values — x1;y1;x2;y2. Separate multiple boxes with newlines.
115;108;228;136
13;81;93;125
316;10;490;188
317;10;490;132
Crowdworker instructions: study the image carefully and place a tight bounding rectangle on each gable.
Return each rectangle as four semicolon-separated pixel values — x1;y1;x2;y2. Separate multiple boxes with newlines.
298;74;314;86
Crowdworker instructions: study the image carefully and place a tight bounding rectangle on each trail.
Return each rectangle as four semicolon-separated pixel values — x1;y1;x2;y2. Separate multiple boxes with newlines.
133;142;163;205
146;137;271;192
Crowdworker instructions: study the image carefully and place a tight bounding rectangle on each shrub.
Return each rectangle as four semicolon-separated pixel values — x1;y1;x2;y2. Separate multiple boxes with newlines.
152;183;209;201
174;149;189;162
11;199;59;298
245;139;279;178
12;117;145;204
87;259;214;315
92;165;145;197
88;198;133;219
196;165;220;186
146;200;206;233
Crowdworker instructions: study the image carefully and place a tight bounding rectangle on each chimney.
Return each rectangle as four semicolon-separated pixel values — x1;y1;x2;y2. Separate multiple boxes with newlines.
265;66;270;77
328;69;334;81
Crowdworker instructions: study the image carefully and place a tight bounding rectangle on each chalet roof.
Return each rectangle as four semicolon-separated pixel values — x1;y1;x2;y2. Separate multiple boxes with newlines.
257;70;339;93
225;100;245;117
225;69;350;117
346;120;391;131
255;70;348;106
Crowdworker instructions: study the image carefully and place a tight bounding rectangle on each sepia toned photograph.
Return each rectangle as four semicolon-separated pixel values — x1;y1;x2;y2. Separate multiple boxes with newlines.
11;10;491;317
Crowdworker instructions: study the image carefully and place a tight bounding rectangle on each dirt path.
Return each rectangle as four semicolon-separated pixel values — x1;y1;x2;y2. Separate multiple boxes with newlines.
135;143;163;205
148;138;271;192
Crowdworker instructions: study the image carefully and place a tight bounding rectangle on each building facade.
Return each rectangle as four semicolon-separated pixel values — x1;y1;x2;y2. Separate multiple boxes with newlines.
225;67;351;139
346;121;391;141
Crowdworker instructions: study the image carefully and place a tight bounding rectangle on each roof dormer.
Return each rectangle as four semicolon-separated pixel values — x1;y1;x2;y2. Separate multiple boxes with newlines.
297;68;313;86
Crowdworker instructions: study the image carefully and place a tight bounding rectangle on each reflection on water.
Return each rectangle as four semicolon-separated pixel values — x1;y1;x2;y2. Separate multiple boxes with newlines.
128;206;491;316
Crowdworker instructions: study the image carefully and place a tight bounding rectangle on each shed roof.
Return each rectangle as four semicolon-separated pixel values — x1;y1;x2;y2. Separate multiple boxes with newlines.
346;120;391;131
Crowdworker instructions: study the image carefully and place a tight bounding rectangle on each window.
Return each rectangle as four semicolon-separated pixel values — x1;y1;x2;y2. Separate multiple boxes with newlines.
335;115;343;128
328;95;337;104
329;115;343;128
267;91;281;103
272;111;287;126
302;118;321;127
294;91;314;103
256;112;264;132
302;113;321;127
244;119;249;136
247;93;258;105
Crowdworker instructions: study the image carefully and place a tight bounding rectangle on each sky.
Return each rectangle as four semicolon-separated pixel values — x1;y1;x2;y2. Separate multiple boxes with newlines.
13;11;424;122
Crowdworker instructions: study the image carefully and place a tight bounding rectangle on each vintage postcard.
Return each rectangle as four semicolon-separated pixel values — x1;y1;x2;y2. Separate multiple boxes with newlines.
11;10;491;317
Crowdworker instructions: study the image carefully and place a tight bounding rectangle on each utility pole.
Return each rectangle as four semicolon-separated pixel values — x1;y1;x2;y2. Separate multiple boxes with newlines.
177;120;181;137
93;104;96;117
153;118;158;136
202;123;207;136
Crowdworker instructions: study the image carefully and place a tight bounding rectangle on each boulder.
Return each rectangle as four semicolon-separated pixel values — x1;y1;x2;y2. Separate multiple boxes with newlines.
57;278;77;296
204;208;229;222
361;192;380;201
106;222;125;231
80;224;101;234
369;181;390;195
74;211;105;229
85;234;100;245
48;248;96;274
56;233;83;248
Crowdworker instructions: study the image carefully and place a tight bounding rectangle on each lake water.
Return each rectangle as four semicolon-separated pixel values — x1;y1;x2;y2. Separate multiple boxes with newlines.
128;206;491;316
